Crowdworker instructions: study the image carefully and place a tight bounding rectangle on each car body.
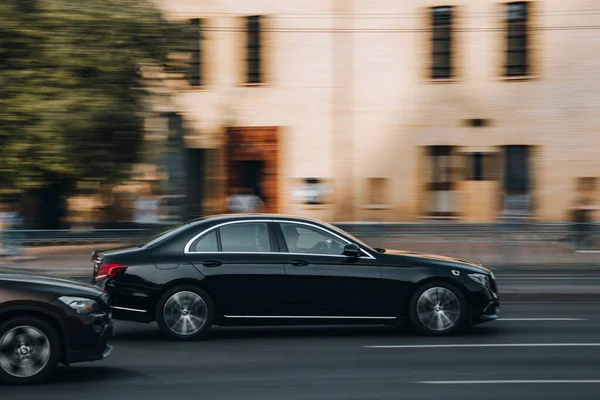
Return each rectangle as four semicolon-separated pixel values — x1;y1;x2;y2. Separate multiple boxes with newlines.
0;274;114;385
91;214;499;340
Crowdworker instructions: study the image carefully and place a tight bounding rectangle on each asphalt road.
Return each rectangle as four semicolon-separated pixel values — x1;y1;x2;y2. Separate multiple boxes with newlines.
3;303;600;400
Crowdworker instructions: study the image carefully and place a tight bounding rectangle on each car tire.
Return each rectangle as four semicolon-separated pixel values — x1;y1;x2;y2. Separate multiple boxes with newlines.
0;316;61;385
156;285;215;341
408;281;468;337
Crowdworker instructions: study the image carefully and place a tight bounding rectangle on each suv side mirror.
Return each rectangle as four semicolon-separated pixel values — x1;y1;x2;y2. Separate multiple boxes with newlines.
343;243;361;258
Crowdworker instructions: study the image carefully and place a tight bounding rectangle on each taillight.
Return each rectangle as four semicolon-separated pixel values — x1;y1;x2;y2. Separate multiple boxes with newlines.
95;263;127;281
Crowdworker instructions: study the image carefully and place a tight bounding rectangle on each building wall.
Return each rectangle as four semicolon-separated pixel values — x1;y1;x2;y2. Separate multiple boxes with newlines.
158;0;600;222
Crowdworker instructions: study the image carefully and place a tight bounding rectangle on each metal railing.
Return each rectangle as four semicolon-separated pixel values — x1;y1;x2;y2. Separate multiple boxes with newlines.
0;222;598;267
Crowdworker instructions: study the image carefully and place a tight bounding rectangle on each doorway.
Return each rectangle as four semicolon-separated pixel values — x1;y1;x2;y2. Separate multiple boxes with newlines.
238;160;265;198
226;127;279;213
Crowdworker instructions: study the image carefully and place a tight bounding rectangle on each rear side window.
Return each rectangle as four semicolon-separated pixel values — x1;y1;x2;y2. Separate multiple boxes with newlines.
191;230;219;252
219;222;271;253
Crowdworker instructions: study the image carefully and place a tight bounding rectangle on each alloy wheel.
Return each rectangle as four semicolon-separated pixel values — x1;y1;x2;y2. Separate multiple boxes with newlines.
0;326;51;378
416;287;461;331
163;291;208;336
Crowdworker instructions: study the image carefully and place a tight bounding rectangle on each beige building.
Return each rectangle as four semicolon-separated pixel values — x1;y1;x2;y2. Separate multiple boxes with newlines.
152;0;600;223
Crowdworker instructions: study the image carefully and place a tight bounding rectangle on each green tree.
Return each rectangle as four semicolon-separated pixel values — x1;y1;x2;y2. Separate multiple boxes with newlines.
0;0;192;207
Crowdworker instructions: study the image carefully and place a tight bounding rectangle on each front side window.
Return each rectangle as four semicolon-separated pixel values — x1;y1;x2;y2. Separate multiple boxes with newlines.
280;223;347;256
220;222;271;253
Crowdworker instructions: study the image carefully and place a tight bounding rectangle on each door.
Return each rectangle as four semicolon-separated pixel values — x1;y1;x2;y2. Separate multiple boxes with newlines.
276;221;389;318
185;220;286;316
239;160;264;198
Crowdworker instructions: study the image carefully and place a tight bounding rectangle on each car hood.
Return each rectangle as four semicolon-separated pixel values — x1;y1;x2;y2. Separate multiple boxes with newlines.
0;274;104;297
378;249;492;274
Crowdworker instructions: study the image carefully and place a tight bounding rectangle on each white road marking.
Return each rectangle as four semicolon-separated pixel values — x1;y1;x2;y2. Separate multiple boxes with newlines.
365;343;600;349
498;318;587;321
497;277;600;280
418;380;600;385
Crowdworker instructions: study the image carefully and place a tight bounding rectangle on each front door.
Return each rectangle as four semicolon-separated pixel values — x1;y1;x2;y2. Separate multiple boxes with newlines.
185;220;286;316
275;221;389;318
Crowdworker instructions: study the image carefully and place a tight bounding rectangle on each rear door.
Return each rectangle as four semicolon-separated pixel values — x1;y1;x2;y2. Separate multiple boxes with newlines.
185;220;286;317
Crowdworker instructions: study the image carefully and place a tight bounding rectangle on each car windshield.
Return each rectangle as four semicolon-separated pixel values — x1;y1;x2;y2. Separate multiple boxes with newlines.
136;221;194;248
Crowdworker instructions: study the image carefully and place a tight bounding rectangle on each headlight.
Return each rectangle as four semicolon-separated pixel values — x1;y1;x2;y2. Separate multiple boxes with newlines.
58;296;99;315
468;273;491;289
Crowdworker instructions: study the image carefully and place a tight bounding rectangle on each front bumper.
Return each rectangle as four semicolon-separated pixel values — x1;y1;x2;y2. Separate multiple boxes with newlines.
49;298;115;365
66;320;115;364
463;280;500;325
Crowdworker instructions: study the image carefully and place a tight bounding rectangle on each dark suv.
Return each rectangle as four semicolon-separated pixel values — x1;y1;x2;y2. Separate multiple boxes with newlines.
0;273;114;385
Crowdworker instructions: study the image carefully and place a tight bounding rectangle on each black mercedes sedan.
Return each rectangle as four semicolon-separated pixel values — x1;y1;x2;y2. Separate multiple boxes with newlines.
0;274;114;385
92;214;499;341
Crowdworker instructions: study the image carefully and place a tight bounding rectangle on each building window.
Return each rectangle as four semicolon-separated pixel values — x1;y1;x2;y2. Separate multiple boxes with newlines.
367;178;390;205
431;6;454;79
465;153;500;181
426;146;458;217
503;145;530;195
188;18;203;87
578;177;597;192
246;15;263;84
505;2;529;77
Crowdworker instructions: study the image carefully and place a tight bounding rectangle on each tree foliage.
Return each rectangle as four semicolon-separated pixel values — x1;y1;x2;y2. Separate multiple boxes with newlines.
0;0;192;199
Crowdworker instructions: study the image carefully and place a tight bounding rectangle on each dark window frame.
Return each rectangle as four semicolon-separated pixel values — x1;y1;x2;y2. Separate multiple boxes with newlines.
503;145;530;195
430;6;454;79
246;15;263;84
505;2;529;77
188;18;203;87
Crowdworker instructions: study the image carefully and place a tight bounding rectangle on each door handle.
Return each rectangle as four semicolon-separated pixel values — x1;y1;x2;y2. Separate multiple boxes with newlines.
202;260;223;267
290;260;310;266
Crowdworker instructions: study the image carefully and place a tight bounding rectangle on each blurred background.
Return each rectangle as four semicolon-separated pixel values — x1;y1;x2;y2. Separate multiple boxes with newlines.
0;0;598;259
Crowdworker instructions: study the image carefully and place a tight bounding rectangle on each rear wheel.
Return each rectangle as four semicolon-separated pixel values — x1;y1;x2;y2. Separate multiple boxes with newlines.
156;285;214;341
408;281;467;336
0;317;61;385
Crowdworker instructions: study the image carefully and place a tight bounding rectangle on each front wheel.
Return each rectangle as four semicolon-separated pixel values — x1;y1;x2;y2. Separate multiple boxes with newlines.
156;285;214;341
408;281;468;336
0;317;61;385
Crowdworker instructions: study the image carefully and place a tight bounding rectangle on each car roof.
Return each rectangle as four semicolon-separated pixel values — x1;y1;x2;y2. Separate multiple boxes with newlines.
189;213;327;226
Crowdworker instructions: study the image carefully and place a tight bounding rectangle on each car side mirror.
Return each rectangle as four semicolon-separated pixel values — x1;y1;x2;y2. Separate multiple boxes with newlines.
343;243;361;258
